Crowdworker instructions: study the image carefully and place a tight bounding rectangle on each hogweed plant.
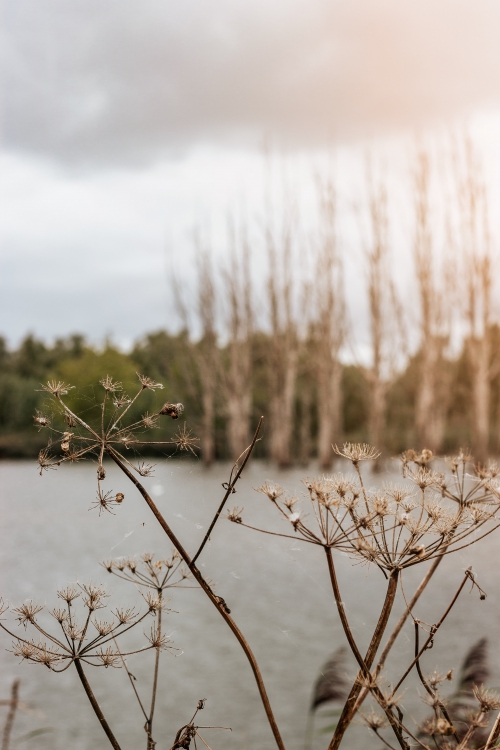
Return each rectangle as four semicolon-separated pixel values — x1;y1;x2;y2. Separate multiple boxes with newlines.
3;376;500;749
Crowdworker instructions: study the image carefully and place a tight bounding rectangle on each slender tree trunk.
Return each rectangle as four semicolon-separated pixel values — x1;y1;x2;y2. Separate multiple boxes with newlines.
298;378;313;465
317;357;342;469
415;334;447;452
270;345;298;467
469;334;490;464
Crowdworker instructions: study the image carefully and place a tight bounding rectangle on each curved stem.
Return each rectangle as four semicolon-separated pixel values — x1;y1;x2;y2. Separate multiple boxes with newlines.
107;448;286;750
74;658;121;750
146;600;162;748
1;679;19;750
325;548;399;750
191;416;263;566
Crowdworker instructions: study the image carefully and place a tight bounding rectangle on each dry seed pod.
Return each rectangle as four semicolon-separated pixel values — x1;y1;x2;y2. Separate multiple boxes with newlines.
159;403;184;419
115;493;124;504
61;441;70;452
97;465;106;480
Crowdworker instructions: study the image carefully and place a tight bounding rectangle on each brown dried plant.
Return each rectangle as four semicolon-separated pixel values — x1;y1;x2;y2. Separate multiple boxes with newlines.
5;376;500;750
228;443;500;750
0;581;173;750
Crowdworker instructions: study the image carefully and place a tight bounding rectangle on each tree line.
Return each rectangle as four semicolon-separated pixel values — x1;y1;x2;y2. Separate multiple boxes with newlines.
1;138;500;465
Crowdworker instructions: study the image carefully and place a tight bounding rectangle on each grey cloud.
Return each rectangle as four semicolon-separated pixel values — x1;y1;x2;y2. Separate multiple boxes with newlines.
3;0;500;166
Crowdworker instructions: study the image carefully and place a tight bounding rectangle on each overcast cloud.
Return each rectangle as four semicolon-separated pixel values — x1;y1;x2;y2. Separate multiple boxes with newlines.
2;1;500;346
3;0;500;166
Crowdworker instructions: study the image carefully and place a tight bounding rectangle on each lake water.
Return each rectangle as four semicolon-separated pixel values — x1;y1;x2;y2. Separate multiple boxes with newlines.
1;458;500;750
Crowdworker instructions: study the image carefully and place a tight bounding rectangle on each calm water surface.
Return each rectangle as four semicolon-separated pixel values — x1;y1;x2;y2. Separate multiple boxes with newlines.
1;459;500;750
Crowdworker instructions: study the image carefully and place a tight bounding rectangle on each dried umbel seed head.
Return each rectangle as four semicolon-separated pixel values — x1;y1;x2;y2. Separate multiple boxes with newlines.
255;481;284;502
159;402;184;419
137;374;164;391
334;443;381;463
141;412;158;429
41;380;74;397
33;411;49;429
227;506;243;523
361;709;388;731
115;493;124;504
99;375;122;393
473;685;500;712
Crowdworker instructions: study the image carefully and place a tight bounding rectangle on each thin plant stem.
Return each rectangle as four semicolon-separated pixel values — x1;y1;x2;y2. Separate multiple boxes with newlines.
74;658;122;750
390;571;470;696
107;448;286;750
414;622;459;744
484;710;500;749
191;417;263;566
1;679;19;750
147;602;162;748
112;637;149;723
351;552;445;721
325;548;400;750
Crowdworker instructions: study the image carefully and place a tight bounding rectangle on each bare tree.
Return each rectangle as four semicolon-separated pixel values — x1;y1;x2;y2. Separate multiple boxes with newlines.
222;218;254;461
458;137;496;464
363;163;404;465
195;244;220;466
314;176;345;469
413;149;451;453
266;201;300;468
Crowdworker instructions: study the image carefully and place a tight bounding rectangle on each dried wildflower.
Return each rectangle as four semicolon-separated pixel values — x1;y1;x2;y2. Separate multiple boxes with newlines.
255;482;284;502
288;512;302;530
142;591;168;613
384;482;415;503
41;380;74;397
80;583;108;611
159;402;184;419
96;646;121;668
141;412;158;429
12;601;44;626
361;709;388;730
283;495;299;511
173;424;199;455
37;448;56;474
57;585;80;604
137;462;155;478
137;374;164;391
406;465;443;490
90;489;123;515
92;619;114;637
51;608;68;623
427;669;453;689
13;639;63;669
371;494;391;516
65;622;85;641
227;506;243;523
126;557;138;573
100;375;121;393
113;607;138;625
473;685;500;712
334;443;381;463
33;410;50;429
145;625;172;650
113;393;131;408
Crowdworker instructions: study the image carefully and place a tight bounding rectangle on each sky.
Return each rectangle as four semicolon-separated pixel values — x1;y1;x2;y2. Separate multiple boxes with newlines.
2;0;500;348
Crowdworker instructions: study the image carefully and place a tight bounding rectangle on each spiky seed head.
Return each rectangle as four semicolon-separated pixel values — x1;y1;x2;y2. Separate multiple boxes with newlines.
333;443;381;463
